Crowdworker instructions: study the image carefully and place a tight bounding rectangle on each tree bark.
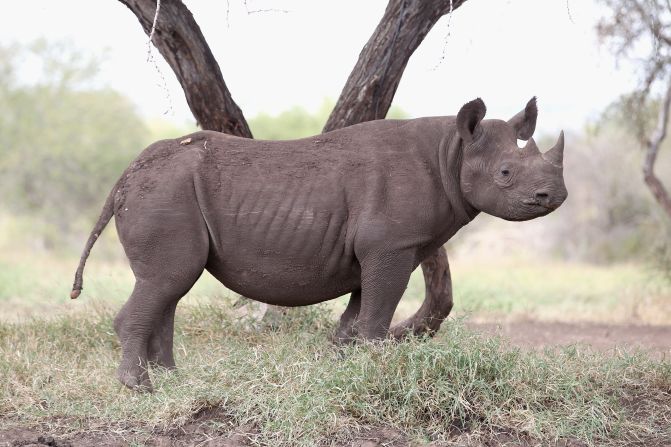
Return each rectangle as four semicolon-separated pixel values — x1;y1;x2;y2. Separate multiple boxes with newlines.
324;0;468;338
323;0;467;131
644;77;671;218
118;0;252;137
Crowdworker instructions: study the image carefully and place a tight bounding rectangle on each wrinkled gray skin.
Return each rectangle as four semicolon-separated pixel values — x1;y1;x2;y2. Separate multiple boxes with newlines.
71;98;567;391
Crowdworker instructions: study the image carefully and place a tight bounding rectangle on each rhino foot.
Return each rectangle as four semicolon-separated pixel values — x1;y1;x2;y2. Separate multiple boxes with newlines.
117;362;153;393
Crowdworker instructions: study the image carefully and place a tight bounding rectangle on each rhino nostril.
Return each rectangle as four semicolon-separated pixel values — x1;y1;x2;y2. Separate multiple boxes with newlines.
535;191;549;201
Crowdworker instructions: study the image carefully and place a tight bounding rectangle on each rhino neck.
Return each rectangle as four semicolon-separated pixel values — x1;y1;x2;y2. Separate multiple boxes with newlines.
438;127;480;226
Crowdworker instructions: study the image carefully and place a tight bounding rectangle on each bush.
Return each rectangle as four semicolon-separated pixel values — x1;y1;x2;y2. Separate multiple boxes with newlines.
0;41;148;249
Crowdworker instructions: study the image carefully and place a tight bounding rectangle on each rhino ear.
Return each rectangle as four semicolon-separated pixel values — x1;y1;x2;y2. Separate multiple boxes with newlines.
508;96;537;140
456;98;487;144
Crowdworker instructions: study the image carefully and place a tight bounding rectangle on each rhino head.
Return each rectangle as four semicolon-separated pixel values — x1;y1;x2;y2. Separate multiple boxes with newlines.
456;97;567;221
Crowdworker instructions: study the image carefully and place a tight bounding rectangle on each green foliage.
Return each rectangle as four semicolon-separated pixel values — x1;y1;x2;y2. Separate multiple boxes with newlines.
249;99;408;140
541;102;671;266
594;0;671;269
445;115;671;268
0;41;148;247
597;93;669;148
0;41;408;251
652;224;671;284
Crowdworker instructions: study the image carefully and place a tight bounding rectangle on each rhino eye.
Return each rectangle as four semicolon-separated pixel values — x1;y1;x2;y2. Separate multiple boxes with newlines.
500;168;510;176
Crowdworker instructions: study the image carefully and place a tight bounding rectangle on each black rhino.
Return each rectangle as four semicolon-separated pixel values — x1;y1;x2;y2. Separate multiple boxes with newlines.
71;97;567;391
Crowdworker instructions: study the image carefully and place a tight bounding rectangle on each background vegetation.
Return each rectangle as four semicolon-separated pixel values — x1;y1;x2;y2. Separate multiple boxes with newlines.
2;41;670;262
1;41;671;319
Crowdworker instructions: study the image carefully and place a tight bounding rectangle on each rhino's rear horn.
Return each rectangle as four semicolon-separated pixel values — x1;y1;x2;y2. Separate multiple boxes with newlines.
522;137;541;155
542;130;564;167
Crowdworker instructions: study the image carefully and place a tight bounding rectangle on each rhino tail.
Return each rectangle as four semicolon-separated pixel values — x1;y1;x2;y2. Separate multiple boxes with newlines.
70;182;118;299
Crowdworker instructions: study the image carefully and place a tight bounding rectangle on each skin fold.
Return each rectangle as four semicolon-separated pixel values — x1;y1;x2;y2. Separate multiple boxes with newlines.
71;97;567;391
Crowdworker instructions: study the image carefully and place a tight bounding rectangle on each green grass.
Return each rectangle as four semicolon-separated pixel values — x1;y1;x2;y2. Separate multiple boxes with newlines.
1;245;670;444
448;260;671;324
2;250;670;325
0;304;669;446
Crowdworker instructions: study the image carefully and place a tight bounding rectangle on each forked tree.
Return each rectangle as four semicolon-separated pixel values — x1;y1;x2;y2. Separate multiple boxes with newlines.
117;0;469;337
598;0;671;218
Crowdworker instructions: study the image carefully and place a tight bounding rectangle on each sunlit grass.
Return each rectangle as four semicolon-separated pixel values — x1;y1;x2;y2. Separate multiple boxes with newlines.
449;260;671;324
2;248;670;325
1;220;670;445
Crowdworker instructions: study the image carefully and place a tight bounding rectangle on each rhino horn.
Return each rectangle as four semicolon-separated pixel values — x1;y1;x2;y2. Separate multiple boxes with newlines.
521;137;541;155
542;130;564;167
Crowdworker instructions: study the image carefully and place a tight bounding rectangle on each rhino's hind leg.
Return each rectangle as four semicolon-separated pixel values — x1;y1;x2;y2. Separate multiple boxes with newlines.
333;289;361;344
114;210;209;391
114;268;203;392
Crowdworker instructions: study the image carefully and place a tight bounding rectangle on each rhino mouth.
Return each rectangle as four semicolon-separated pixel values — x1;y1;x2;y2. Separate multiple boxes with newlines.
521;198;556;211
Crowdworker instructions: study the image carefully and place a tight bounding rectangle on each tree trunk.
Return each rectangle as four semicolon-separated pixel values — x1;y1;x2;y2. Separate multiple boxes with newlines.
324;0;468;338
118;0;252;137
118;0;470;337
323;0;467;131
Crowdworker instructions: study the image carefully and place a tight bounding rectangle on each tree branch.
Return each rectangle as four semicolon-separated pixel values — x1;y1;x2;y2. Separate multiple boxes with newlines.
323;0;467;131
118;0;252;137
643;76;671;217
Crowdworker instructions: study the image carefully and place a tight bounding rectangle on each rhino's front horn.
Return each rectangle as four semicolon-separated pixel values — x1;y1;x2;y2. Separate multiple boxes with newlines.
542;130;564;167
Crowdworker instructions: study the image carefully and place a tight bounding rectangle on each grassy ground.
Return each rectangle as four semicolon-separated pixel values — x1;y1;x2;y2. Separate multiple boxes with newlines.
0;304;669;446
2;249;670;325
1;247;670;445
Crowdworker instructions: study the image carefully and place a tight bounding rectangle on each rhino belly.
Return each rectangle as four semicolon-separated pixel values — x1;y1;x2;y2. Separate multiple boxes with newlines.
206;253;360;306
204;209;360;305
197;164;362;305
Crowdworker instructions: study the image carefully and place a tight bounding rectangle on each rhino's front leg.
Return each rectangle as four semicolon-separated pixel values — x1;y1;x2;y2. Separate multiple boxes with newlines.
333;289;361;344
391;246;453;340
357;251;415;340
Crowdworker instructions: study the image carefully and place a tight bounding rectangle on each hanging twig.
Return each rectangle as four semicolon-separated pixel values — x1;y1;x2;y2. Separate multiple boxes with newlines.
243;0;289;15
146;0;161;54
145;0;173;115
566;0;575;24
432;0;454;70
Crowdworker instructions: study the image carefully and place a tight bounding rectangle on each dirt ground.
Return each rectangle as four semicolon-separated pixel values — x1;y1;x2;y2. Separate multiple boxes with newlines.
0;425;592;447
467;320;671;358
1;321;669;447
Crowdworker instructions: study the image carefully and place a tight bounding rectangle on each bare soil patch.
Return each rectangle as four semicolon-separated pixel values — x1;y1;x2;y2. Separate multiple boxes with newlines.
467;320;671;358
0;425;594;447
